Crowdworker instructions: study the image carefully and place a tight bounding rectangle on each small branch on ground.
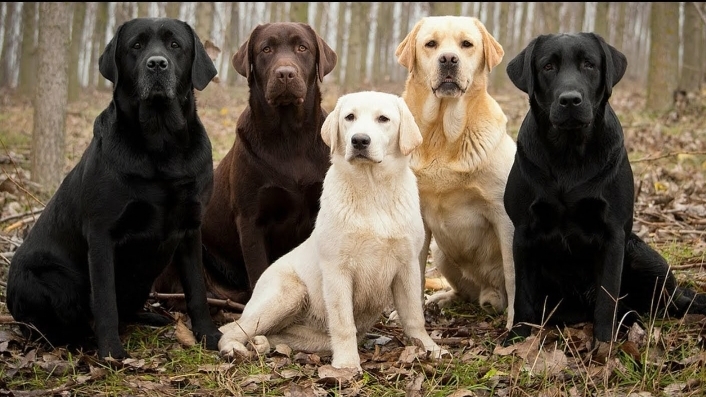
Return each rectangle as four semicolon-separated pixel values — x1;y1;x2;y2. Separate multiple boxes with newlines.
149;292;245;312
631;151;706;163
0;208;44;225
0;315;16;323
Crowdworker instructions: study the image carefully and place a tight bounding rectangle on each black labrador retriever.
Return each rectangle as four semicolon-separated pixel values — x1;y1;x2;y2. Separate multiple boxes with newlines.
6;17;222;359
153;22;337;305
502;32;706;349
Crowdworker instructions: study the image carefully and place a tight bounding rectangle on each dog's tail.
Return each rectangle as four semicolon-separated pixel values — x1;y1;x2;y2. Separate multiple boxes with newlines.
622;232;706;318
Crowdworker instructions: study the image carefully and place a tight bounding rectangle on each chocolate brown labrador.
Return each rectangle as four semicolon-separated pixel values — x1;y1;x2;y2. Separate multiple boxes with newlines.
155;22;337;304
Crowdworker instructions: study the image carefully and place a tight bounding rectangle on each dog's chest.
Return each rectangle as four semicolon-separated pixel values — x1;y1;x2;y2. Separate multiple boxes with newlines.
529;195;610;249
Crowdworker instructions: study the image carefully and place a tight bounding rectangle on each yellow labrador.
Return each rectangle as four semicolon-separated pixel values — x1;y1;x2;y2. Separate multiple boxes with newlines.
396;16;516;329
218;91;448;372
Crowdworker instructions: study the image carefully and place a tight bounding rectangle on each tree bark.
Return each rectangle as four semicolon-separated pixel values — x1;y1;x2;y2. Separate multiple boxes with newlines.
68;2;86;102
646;2;679;113
32;2;71;194
343;2;368;92
1;2;21;87
594;2;610;40
19;2;38;98
289;2;308;23
680;2;703;91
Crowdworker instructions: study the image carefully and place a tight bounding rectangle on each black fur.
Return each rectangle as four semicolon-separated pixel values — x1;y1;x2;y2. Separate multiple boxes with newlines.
503;32;706;346
6;17;221;359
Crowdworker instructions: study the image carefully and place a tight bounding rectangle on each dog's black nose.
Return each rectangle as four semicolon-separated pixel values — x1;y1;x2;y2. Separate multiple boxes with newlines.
351;133;370;150
276;66;297;80
438;53;459;64
558;91;583;107
146;56;169;71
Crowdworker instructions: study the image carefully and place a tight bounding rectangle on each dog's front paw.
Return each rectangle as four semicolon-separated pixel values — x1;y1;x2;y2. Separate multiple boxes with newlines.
479;288;506;314
195;329;223;351
219;336;250;357
98;344;129;361
425;290;458;308
248;335;271;355
331;354;362;373
426;344;451;360
501;325;530;347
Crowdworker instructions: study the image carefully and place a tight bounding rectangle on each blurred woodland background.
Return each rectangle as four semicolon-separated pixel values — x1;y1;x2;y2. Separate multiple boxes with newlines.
0;2;705;192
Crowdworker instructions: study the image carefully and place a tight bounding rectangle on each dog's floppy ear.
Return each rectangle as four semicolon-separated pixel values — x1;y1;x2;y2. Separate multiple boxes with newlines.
397;96;423;155
320;100;341;155
474;18;504;72
395;18;423;73
186;22;218;91
590;33;628;97
99;22;126;87
506;36;540;95
304;24;337;82
233;25;263;79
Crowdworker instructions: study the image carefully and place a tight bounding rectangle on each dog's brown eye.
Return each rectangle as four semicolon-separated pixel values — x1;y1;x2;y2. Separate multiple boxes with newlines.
378;115;389;123
345;113;355;121
298;45;307;52
543;63;554;71
132;42;142;50
171;41;180;49
583;60;594;69
263;46;271;53
462;40;473;48
425;40;436;48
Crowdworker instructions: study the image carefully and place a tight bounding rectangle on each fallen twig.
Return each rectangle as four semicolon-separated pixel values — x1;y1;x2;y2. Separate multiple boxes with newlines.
0;207;44;225
0;315;15;323
631;150;706;163
149;292;246;312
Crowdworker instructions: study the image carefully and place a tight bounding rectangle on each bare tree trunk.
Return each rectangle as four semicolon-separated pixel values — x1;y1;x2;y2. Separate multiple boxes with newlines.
491;2;510;92
335;2;348;85
343;2;368;92
68;2;86;102
33;2;70;194
289;2;308;23
680;2;704;91
91;3;109;90
611;2;626;50
195;2;214;41
537;3;558;35
594;2;610;39
1;2;21;87
429;2;461;16
19;2;38;98
227;3;242;86
374;2;394;86
646;2;679;113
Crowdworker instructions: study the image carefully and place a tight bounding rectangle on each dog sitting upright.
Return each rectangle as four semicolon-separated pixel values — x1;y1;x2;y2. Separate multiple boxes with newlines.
6;18;222;359
502;32;706;349
218;91;448;372
162;23;338;304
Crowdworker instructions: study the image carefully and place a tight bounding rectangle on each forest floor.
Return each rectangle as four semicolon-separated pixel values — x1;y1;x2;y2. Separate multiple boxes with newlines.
0;79;705;396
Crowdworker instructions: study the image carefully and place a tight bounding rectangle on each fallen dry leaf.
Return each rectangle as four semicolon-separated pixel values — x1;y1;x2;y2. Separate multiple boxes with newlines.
174;318;197;347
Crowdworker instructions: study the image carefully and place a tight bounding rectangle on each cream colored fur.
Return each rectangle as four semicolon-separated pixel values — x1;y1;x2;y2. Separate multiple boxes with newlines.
218;91;448;371
395;16;517;329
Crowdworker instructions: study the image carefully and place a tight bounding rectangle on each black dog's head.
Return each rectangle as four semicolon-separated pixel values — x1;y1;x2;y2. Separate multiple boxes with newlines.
231;22;337;107
507;33;627;131
99;18;217;103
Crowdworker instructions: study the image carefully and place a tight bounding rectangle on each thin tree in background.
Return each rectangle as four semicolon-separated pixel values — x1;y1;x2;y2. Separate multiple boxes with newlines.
19;2;38;98
593;2;610;40
32;2;70;194
68;2;86;102
646;2;679;113
680;2;704;91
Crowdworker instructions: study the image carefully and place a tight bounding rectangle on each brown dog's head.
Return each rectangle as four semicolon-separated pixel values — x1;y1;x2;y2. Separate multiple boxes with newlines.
396;16;503;98
232;22;337;107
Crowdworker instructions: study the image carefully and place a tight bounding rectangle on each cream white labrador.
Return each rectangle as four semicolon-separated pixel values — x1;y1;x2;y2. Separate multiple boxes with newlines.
396;16;517;329
218;91;448;371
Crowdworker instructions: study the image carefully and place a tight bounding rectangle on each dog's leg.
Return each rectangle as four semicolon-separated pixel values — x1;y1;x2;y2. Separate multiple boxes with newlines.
418;223;433;295
236;217;270;290
593;233;625;344
87;234;127;359
503;235;537;346
495;215;516;330
219;263;307;356
320;264;361;371
392;264;448;359
173;230;222;351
